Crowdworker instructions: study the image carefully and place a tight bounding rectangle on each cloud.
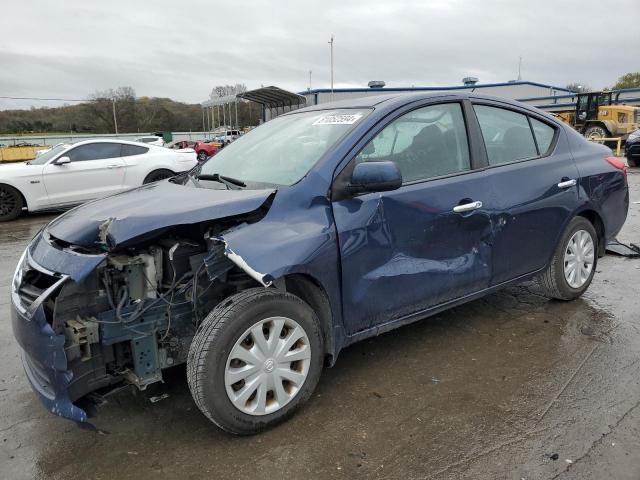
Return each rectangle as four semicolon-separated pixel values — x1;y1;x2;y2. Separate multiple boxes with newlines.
0;0;638;109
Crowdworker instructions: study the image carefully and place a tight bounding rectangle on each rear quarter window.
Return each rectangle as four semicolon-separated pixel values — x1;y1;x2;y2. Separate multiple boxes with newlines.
530;117;556;155
122;144;149;157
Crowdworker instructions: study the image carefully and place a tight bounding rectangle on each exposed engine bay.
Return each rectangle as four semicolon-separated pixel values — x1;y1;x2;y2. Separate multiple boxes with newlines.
48;223;266;402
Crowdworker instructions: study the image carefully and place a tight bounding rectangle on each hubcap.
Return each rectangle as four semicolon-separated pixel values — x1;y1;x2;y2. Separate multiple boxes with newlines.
225;316;311;416
563;229;595;288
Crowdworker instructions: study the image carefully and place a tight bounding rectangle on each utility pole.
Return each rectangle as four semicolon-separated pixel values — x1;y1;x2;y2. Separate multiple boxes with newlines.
309;69;312;91
328;35;334;101
111;97;118;134
202;107;205;133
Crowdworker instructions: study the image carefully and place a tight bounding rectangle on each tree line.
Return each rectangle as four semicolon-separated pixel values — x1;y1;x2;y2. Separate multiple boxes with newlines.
0;86;261;135
566;72;640;93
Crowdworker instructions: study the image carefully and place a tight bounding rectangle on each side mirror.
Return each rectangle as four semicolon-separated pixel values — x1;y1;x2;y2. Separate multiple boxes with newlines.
350;161;402;194
54;156;71;165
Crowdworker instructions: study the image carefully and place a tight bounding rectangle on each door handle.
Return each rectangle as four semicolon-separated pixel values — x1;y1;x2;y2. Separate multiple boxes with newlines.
107;164;122;169
453;200;483;213
557;179;577;188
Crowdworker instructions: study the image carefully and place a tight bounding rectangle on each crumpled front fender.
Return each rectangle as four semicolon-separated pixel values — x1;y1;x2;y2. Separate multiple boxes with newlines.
218;188;344;350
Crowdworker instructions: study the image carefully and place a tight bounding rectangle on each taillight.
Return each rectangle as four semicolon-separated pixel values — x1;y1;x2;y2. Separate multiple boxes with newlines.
606;156;628;178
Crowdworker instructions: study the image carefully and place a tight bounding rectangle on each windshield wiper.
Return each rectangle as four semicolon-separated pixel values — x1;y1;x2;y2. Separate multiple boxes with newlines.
197;173;246;188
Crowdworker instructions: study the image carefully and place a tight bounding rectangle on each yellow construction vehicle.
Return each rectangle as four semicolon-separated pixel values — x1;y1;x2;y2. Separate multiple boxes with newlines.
556;91;639;140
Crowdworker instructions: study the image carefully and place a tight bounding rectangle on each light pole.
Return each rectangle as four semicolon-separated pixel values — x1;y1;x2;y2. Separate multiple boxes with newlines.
328;35;334;101
235;100;239;130
223;103;226;131
111;97;118;134
517;56;522;81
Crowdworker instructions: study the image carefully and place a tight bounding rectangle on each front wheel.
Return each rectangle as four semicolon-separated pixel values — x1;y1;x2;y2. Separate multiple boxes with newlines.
537;216;598;300
187;288;324;435
197;150;208;162
0;184;24;222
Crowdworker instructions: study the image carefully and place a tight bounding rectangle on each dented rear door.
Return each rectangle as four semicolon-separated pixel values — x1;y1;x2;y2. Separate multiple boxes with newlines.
470;101;581;285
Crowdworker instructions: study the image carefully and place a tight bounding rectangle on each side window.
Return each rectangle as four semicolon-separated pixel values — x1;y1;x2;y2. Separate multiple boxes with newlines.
530;118;556;155
66;143;122;162
121;144;149;157
473;105;538;166
355;103;470;183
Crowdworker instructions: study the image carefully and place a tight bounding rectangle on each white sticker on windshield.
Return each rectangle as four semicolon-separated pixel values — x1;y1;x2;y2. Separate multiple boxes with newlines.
313;113;363;125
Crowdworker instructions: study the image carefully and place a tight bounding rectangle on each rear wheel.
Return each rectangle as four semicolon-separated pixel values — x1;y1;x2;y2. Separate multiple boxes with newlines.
627;156;638;168
143;169;174;184
187;288;324;435
537;216;597;300
0;184;23;222
584;124;609;140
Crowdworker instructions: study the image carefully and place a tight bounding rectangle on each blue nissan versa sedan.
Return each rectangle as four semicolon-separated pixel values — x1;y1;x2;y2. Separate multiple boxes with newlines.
12;93;629;434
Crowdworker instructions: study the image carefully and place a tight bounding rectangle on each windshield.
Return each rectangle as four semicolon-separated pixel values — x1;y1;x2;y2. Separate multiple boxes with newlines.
28;144;69;165
199;108;371;186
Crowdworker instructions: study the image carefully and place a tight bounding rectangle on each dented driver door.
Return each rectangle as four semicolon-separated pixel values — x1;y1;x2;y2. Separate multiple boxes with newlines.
332;101;495;335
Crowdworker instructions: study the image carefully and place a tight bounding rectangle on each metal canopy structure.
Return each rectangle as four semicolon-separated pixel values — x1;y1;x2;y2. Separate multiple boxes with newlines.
200;86;245;137
238;86;306;121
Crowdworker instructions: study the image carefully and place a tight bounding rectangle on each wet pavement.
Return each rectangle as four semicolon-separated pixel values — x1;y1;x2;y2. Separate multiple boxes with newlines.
1;171;639;480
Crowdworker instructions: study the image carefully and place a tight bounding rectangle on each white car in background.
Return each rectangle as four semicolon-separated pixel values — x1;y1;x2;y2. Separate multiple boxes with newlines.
135;135;165;147
0;139;197;221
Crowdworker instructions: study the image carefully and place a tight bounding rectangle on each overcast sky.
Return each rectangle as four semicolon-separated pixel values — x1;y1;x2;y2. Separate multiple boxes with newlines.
1;0;638;110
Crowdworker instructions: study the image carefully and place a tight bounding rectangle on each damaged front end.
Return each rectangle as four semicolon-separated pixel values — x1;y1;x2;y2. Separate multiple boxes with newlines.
11;201;274;422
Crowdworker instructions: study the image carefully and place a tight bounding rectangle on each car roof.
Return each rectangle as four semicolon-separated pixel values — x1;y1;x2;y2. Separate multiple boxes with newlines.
69;138;160;149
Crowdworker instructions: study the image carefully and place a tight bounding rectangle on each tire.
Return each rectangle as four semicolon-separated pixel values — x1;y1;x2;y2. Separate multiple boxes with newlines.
627;156;638;168
143;169;174;184
584;124;609;140
537;216;598;300
197;150;208;162
187;288;324;435
0;184;24;222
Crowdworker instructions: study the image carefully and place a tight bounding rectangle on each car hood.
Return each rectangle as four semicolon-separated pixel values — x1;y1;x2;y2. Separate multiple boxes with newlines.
46;180;276;249
0;161;37;176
